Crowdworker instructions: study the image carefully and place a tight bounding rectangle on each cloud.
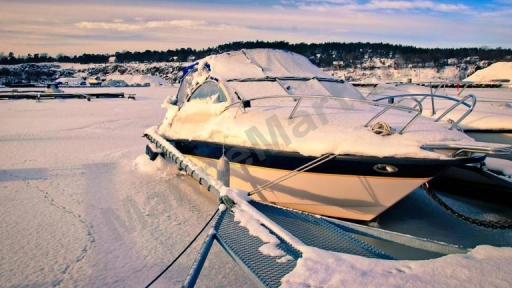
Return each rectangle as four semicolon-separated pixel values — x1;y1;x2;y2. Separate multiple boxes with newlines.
0;0;510;56
272;5;287;10
76;22;141;31
365;0;469;12
297;0;472;13
75;19;246;32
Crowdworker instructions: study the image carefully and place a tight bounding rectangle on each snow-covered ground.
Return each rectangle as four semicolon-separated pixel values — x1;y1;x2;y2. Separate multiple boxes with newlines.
0;86;256;287
1;83;512;287
331;62;512;87
3;60;511;89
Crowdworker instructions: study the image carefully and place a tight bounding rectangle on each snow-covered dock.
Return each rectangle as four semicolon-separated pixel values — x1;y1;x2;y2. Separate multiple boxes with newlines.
0;90;125;100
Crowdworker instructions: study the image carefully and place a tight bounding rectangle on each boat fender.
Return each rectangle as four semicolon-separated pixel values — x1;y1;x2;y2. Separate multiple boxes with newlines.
219;195;236;209
217;154;230;187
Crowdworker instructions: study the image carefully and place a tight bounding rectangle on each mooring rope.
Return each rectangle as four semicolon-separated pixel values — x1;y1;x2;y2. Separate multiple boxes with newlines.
371;121;395;136
422;182;512;229
145;208;220;288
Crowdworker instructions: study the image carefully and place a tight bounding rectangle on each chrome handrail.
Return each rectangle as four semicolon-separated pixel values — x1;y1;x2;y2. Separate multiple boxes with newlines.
372;93;476;130
433;94;477;130
365;97;423;134
222;94;424;135
396;81;474;97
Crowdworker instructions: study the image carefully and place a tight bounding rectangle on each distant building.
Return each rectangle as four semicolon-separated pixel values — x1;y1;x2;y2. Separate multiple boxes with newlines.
447;58;458;65
109;56;118;63
463;56;480;64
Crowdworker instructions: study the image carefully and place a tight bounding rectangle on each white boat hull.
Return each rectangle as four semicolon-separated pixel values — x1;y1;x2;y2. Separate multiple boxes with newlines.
186;155;428;221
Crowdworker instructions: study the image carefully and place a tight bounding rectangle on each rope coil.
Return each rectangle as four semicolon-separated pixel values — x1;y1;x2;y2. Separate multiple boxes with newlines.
371;121;395;136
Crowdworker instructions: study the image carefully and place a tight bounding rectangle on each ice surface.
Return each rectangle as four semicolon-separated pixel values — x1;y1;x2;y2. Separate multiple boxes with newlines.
1;78;511;287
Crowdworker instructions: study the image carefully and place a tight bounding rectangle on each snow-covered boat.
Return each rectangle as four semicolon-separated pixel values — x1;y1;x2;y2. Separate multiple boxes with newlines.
145;49;511;221
368;82;512;159
367;82;512;194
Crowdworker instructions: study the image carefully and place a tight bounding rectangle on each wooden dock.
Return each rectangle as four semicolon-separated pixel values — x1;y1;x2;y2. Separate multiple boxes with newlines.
350;83;379;87
416;82;503;88
0;91;125;100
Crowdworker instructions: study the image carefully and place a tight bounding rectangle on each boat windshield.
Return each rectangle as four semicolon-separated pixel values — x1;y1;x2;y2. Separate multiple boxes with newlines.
177;71;195;105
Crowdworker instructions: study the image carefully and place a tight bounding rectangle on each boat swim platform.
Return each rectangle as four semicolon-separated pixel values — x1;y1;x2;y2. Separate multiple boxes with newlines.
143;130;469;287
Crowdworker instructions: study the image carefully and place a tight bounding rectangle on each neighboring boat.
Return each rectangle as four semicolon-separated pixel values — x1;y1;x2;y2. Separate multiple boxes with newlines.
147;49;510;221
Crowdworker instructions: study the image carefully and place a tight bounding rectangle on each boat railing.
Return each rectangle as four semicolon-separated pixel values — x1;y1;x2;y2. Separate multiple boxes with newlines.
365;97;423;134
222;94;425;135
397;81;474;97
372;93;477;131
364;81;474;98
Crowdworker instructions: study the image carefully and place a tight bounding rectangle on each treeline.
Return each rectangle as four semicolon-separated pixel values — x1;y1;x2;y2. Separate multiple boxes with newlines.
1;41;511;68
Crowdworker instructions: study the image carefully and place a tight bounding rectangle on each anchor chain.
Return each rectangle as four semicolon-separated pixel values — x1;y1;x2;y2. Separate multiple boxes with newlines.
422;183;512;229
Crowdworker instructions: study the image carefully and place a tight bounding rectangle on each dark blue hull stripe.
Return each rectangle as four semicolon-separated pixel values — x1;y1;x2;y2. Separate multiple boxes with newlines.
165;139;484;178
465;130;512;133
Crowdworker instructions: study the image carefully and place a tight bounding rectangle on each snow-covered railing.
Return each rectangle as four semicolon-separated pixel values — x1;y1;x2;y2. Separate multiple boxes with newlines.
372;93;477;131
398;81;474;97
222;94;424;135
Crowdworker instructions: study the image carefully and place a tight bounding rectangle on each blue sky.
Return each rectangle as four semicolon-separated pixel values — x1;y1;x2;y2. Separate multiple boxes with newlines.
1;0;511;56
